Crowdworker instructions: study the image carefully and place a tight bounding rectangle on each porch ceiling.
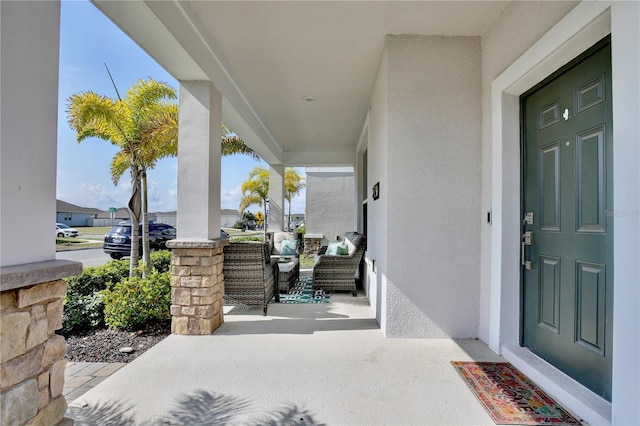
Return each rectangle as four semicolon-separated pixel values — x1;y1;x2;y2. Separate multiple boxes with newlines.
92;0;508;166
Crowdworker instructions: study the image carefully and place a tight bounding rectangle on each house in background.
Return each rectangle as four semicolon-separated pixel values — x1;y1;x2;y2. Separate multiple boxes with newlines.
305;167;355;246
154;211;177;227
2;2;638;425
221;209;240;228
55;199;101;227
155;209;240;228
91;207;152;227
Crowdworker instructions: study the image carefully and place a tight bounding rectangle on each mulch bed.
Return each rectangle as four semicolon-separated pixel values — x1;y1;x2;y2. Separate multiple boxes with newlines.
62;321;171;363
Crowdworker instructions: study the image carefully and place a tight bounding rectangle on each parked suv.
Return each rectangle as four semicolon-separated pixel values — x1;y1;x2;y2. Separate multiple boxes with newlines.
103;222;176;260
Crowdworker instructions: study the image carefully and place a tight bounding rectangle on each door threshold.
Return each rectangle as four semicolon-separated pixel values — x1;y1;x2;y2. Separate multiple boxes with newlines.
501;345;611;425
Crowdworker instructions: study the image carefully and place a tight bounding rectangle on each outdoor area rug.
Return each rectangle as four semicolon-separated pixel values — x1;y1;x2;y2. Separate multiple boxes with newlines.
279;276;330;304
451;361;582;425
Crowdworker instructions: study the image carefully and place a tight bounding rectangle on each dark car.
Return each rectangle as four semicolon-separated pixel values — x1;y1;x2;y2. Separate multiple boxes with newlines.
103;222;177;260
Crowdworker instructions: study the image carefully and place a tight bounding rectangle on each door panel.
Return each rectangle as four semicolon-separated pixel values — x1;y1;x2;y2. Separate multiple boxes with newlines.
522;40;613;401
576;126;606;232
540;143;561;231
576;261;606;354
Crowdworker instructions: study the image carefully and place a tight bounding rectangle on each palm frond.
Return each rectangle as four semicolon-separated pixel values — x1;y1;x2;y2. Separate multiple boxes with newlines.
221;136;260;159
66;92;127;145
239;195;262;213
111;151;131;185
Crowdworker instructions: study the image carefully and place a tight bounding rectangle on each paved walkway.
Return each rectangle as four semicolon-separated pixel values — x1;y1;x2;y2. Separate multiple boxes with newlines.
64;362;126;402
66;293;505;425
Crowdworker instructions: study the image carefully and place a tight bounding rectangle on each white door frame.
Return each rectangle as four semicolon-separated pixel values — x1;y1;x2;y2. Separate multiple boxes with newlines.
489;2;617;424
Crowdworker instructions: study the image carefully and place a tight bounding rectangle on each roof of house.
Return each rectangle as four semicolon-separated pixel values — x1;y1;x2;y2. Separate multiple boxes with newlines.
56;199;103;215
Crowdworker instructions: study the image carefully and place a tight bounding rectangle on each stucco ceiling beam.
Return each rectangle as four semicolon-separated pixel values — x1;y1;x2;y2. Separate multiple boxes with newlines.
282;145;355;167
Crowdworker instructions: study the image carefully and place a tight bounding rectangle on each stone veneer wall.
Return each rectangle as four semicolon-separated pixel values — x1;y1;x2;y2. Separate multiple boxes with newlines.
167;239;229;335
1;260;82;426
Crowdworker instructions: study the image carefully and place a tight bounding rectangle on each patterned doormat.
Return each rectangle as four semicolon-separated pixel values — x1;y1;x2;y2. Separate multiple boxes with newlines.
279;276;330;304
451;362;581;425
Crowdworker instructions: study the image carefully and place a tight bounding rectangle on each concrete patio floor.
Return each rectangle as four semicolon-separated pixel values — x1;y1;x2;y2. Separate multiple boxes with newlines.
67;291;504;425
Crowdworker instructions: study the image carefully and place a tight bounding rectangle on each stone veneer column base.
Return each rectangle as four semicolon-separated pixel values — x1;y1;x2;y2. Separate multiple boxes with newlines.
1;260;82;426
166;239;229;335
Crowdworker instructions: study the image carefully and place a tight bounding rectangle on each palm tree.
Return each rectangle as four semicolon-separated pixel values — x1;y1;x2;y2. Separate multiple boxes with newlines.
67;78;178;276
68;78;259;275
239;166;270;239
284;168;305;231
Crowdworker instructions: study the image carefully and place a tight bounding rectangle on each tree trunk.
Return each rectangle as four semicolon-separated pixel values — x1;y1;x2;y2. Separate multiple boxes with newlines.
141;169;151;276
287;198;291;231
128;167;141;277
263;199;267;241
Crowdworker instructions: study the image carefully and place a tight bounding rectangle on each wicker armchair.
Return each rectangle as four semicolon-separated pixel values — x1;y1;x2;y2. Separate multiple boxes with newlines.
312;232;366;296
223;242;278;315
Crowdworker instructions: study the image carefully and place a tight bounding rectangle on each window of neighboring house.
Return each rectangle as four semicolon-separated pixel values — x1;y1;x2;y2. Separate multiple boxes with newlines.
64;213;72;221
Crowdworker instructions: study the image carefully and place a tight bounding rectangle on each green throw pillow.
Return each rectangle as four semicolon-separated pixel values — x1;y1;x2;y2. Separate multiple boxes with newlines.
326;241;348;256
281;239;298;255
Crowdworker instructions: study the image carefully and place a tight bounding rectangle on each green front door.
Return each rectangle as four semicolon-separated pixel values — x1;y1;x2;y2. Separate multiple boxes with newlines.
522;39;613;401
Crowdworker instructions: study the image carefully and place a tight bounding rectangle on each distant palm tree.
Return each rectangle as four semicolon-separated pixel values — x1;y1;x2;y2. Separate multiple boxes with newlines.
284;168;305;231
67;78;177;276
239;166;270;239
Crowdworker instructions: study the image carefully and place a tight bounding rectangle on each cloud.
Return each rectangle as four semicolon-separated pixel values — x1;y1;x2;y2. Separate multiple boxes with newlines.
221;184;243;211
57;182;131;210
57;178;305;215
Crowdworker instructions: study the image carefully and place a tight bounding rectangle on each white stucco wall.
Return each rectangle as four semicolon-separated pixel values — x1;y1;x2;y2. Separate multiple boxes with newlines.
372;35;483;338
305;168;355;245
0;1;61;267
367;49;389;330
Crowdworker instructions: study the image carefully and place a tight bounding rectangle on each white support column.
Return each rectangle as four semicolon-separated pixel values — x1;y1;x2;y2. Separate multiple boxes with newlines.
0;1;60;267
268;165;284;232
176;81;222;240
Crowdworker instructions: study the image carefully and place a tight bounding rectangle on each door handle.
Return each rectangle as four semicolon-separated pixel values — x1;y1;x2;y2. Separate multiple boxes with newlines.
522;231;533;270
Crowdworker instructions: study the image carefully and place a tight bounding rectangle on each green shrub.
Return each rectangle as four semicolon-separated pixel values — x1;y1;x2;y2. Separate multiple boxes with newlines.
66;260;129;296
150;249;172;273
62;292;104;335
62;260;129;334
62;256;171;335
101;270;171;330
295;224;306;234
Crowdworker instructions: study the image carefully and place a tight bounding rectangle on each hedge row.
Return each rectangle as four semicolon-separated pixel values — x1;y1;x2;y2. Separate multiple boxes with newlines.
62;250;173;335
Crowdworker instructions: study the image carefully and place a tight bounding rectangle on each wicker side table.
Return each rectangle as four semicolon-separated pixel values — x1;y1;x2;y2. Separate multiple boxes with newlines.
277;258;300;293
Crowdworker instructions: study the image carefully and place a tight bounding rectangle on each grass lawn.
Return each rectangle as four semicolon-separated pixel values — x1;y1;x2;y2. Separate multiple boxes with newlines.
75;226;112;235
55;237;103;251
